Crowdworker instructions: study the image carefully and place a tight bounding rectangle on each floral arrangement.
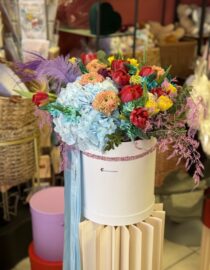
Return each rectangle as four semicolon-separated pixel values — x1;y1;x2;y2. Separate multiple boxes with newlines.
16;51;204;181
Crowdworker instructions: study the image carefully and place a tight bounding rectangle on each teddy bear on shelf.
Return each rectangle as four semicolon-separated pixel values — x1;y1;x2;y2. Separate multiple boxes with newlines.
177;4;196;35
148;21;185;44
177;4;210;36
192;6;210;36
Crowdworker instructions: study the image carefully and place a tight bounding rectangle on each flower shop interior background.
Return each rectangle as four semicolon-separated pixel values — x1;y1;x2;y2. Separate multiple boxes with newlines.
1;0;210;270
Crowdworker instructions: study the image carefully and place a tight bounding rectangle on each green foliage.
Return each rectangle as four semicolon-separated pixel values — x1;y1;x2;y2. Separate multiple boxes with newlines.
168;85;191;114
120;120;149;141
78;59;88;74
97;50;110;65
14;89;33;98
104;129;124;151
156;66;171;85
148;127;186;139
114;52;124;60
142;83;149;102
41;103;80;117
140;48;147;66
127;124;149;140
126;63;138;75
147;73;157;82
121;94;148;117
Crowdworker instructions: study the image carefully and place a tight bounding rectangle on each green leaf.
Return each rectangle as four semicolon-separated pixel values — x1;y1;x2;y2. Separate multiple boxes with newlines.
142;83;149;102
78;59;88;74
115;52;124;60
148;127;186;139
97;50;109;65
40;102;80;117
168;85;191;114
156;66;171;84
125;63;138;75
140;48;147;66
147;73;157;82
13;89;33;98
104;129;124;151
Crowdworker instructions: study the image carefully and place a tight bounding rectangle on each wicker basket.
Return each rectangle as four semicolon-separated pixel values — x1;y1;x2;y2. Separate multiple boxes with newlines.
125;47;161;66
0;97;38;187
155;147;185;187
0;97;36;130
159;40;197;78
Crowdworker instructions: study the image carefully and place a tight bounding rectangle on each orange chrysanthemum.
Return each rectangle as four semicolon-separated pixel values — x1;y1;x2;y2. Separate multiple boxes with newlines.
92;90;120;116
80;72;104;85
152;65;165;78
86;59;107;72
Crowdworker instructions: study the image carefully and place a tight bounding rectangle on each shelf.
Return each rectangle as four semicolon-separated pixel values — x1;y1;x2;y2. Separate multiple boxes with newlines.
59;26;134;38
185;34;210;39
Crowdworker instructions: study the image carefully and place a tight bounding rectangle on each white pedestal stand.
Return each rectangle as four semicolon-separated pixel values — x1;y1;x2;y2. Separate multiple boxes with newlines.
79;204;165;270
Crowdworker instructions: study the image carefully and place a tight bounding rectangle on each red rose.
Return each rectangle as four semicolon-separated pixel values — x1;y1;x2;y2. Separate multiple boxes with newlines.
111;69;130;86
130;107;148;129
151;87;165;97
81;53;97;65
120;85;143;103
32;91;49;106
111;59;128;72
139;66;154;77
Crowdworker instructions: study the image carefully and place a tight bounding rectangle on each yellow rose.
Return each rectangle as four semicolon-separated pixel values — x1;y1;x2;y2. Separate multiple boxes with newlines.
127;58;139;67
166;83;177;95
108;56;115;65
157;95;173;111
69;57;77;63
129;74;141;85
145;94;159;115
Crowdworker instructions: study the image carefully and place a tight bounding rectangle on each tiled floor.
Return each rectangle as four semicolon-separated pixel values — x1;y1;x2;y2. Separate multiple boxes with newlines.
163;240;200;270
12;239;201;270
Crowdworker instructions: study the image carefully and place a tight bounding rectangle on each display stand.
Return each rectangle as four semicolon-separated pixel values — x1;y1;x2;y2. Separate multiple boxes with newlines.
63;143;166;270
79;204;165;270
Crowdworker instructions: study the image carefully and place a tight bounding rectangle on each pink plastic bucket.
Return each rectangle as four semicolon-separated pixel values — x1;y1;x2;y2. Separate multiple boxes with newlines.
30;187;64;262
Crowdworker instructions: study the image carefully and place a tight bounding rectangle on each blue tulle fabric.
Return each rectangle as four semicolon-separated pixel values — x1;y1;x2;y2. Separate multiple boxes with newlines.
64;149;82;270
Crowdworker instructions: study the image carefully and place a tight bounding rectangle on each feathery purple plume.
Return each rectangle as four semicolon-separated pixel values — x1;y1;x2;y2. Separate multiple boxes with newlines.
15;52;46;82
15;52;82;90
35;55;82;84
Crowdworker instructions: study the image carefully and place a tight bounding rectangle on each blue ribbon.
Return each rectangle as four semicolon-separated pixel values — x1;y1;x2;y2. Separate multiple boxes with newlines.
64;148;82;270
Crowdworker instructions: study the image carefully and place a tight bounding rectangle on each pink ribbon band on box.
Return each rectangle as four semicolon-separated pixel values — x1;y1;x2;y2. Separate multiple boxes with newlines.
83;144;157;162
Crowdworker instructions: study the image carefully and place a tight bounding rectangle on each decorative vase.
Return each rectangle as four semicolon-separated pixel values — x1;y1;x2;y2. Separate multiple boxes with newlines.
82;138;157;226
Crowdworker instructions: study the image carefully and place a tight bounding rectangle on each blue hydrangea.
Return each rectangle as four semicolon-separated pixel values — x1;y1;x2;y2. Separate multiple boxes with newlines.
53;78;119;151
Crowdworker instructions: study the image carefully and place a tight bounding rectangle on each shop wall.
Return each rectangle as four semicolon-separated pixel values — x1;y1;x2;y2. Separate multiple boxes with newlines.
109;0;210;25
59;0;210;54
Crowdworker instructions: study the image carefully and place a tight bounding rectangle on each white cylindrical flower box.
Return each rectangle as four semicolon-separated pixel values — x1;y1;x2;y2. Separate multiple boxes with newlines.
82;138;156;226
